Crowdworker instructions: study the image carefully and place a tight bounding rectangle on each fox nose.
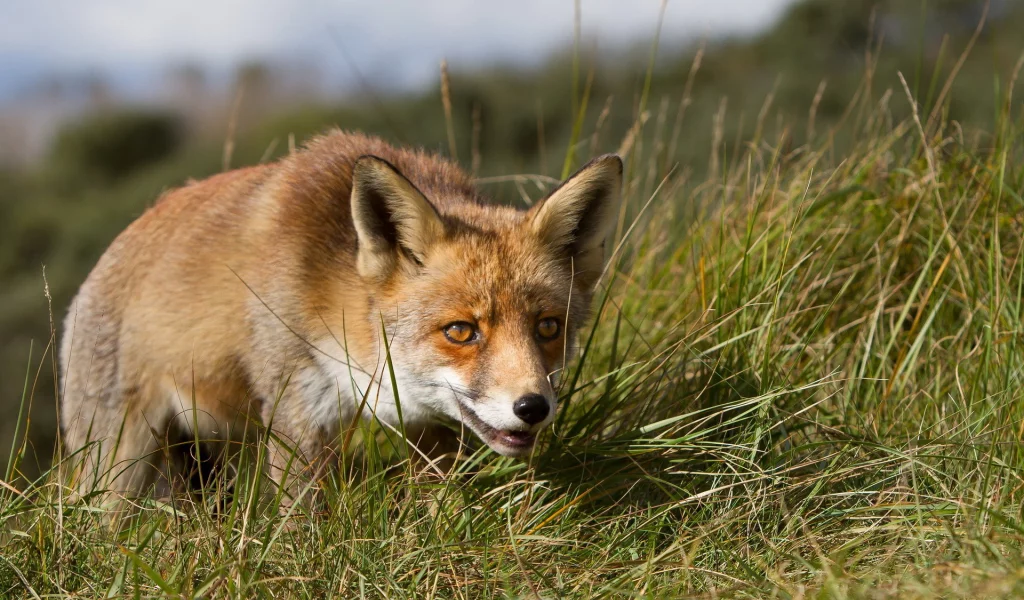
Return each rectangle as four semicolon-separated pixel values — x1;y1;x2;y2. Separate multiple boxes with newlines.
513;394;550;425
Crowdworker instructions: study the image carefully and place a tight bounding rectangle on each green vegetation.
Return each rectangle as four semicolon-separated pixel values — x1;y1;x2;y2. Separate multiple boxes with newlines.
4;0;1024;596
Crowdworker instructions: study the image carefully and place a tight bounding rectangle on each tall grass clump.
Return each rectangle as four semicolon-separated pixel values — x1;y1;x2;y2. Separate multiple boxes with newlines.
3;46;1024;600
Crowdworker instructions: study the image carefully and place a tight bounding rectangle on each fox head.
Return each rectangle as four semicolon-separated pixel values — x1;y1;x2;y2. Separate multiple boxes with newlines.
350;154;622;456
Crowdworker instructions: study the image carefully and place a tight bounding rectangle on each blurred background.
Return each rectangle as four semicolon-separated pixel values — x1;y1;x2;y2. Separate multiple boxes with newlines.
0;0;1017;476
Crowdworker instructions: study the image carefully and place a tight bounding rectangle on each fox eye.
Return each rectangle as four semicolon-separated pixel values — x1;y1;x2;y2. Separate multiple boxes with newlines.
536;317;561;341
443;322;478;344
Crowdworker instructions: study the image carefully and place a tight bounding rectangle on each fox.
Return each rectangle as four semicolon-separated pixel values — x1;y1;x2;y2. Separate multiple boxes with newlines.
59;130;622;503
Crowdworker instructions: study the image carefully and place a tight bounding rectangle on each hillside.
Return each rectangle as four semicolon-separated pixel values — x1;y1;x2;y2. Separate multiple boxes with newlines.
4;1;1024;596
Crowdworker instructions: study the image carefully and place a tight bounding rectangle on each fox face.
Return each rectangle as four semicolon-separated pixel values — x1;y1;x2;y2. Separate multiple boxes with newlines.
349;154;623;456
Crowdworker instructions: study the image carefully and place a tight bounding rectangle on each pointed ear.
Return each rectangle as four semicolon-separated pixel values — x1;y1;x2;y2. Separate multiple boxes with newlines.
351;155;444;279
529;154;623;284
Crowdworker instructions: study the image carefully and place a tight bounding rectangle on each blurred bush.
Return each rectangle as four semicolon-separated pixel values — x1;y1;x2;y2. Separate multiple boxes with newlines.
49;109;183;182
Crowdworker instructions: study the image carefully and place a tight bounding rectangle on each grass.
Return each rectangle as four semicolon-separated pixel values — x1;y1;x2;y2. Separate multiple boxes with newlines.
4;33;1024;600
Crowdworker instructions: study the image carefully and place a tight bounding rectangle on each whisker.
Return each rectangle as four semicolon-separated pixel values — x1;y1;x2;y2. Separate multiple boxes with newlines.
420;379;489;403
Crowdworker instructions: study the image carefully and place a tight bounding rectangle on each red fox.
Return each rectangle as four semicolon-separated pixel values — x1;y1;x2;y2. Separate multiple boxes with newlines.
60;130;622;501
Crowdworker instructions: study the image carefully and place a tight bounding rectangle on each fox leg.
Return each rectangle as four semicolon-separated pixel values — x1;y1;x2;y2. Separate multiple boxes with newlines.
61;397;112;500
63;387;164;505
264;431;337;510
105;405;164;499
260;381;341;511
403;423;462;477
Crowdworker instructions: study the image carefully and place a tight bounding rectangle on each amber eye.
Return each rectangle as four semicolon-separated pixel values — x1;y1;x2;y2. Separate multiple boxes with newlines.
443;322;478;344
536;317;561;341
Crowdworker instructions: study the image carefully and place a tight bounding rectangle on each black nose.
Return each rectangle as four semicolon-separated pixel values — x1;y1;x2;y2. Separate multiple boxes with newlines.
513;394;550;425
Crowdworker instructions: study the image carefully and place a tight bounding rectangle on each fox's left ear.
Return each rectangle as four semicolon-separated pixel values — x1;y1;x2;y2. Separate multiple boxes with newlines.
529;154;623;285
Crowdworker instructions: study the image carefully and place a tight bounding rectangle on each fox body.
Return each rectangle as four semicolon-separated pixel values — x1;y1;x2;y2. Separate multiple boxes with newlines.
60;130;622;498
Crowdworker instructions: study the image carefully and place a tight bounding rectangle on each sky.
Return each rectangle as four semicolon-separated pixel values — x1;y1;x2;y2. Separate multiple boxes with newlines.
0;0;797;100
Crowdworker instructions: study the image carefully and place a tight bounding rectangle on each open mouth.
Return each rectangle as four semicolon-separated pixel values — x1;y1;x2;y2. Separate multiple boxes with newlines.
455;401;538;456
493;429;536;450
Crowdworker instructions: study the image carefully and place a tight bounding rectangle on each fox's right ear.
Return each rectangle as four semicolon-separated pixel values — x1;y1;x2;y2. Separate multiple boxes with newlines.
351;155;444;279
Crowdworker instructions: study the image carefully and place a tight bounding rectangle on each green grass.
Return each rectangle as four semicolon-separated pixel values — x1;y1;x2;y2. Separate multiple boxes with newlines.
5;28;1024;600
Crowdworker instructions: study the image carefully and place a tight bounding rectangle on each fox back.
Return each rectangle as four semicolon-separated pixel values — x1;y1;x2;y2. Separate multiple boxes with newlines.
59;130;622;499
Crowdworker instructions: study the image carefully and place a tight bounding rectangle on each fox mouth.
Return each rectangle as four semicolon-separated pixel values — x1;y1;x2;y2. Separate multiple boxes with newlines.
454;401;538;457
